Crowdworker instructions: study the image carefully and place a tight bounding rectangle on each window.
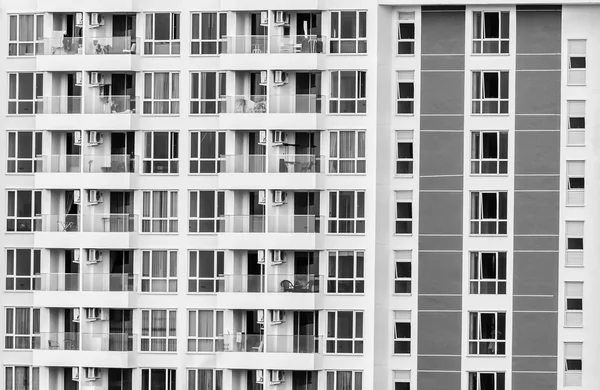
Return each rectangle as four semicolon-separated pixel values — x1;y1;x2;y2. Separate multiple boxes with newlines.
567;161;585;206
144;13;180;55
568;40;586;85
565;282;583;327
142;191;178;233
141;368;176;390
141;310;177;352
566;221;584;267
395;191;413;234
6;190;42;232
393;311;411;354
187;310;224;352
471;131;508;174
190;131;225;174
7;131;42;173
397;12;415;55
330;11;367;54
470;191;507;235
329;71;367;114
141;250;178;292
326;371;363;390
472;71;509;114
468;312;506;355
189;191;224;233
328;191;365;234
191;13;227;55
188;369;223;390
396;71;415;114
472;11;509;54
5;308;40;349
5;367;39;390
8;73;43;115
567;101;585;146
564;342;583;387
396;131;414;175
327;250;364;294
328;130;366;173
393;371;411;390
469;252;507;294
6;249;40;291
143;73;180;114
394;251;412;294
468;372;505;390
188;251;224;293
143;132;179;174
190;72;226;114
326;311;363;354
9;15;43;56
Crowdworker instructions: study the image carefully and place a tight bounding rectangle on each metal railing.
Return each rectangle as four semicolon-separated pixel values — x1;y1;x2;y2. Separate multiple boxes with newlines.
81;333;135;351
267;274;321;293
268;154;323;173
37;214;81;232
81;214;136;233
270;35;326;54
224;35;268;54
85;36;138;55
222;95;267;113
38;155;82;173
219;275;265;293
83;155;137;173
84;95;137;114
268;215;322;233
37;332;80;350
222;215;266;233
219;155;266;173
39;96;82;114
270;94;324;114
34;273;79;291
82;274;136;292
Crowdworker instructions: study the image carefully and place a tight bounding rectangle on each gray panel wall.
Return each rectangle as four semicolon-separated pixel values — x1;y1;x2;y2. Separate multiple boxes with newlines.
513;6;561;390
418;6;465;389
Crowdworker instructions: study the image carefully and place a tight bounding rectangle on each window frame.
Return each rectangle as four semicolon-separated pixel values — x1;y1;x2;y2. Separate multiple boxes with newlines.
6;190;42;232
188;191;224;233
565;281;583;328
566;221;584;267
5;307;40;350
567;100;585;146
470;131;508;175
141;190;178;233
188;250;224;293
187;369;224;390
325;311;364;354
326;371;363;390
327;250;365;294
393;311;411;355
189;130;225;174
566;161;585;206
143;13;181;55
396;71;415;115
564;342;583;386
5;249;41;291
394;250;412;295
142;72;180;115
327;190;366;234
8;73;44;115
187;310;224;352
191;12;227;55
397;12;415;55
468;372;506;390
468;311;506;356
470;191;508;235
7;131;42;174
472;11;510;55
328;130;366;174
395;191;413;235
8;14;44;57
471;71;509;115
140;309;177;352
5;366;39;390
567;39;586;86
143;131;179;174
329;70;367;114
141;368;177;390
141;250;178;293
190;72;226;115
329;10;367;54
395;130;414;175
469;252;507;295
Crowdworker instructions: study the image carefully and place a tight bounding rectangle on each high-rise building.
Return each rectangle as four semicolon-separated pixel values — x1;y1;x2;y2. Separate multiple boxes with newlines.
0;0;594;389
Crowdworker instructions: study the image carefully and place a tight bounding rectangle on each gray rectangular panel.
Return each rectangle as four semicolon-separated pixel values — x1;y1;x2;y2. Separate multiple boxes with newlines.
418;236;463;251
420;116;464;130
513;356;557;372
514;131;560;174
513;372;557;390
514;236;559;251
418;295;462;311
417;355;462;371
421;11;465;55
514;296;558;312
515;71;561;115
417;371;462;390
420;176;463;191
514;192;559;235
513;252;558;296
421;55;465;71
420;71;465;115
417;312;462;355
419;132;464;176
513;312;558;355
419;192;463;235
516;54;561;70
516;10;562;54
418;252;462;295
515;175;560;191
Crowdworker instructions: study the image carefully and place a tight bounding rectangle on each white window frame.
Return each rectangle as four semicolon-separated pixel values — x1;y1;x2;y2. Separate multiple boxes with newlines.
566;221;584;267
7;131;42;173
140;309;177;352
8;14;44;56
191;12;227;55
397;12;415;55
567;39;586;86
394;250;412;295
325;311;364;354
470;191;508;235
330;10;367;54
190;130;225;174
190;72;226;114
187;369;224;390
6;190;42;232
395;191;413;235
471;71;509;114
141;250;178;293
326;371;363;390
5;249;41;291
328;190;366;234
564;342;583;387
144;13;181;55
142;190;178;233
567;101;585;146
395;130;414;175
567;161;585;206
188;191;224;233
468;311;506;356
328;130;366;174
393;310;411;355
8;73;43;115
468;372;506;390
143;131;179;174
472;11;510;54
188;250;224;293
142;72;180;115
329;70;367;114
470;131;508;175
5;307;40;350
5;366;39;390
469;252;507;295
393;370;411;390
187;310;224;352
396;71;415;114
565;282;583;328
141;368;177;390
327;250;365;294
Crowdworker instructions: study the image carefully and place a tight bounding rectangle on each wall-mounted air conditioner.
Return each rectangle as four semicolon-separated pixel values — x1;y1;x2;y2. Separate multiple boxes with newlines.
75;13;84;27
260;12;269;26
85;367;101;381
257;309;265;324
73;308;81;322
87;249;102;264
75;72;83;86
89;72;105;86
273;130;286;145
270;370;285;385
258;130;267;145
271;309;285;324
272;191;287;206
258;190;267;205
88;130;104;146
85;308;105;322
74;190;82;204
72;367;80;381
90;13;105;27
74;131;82;145
256;369;264;384
260;71;268;86
88;190;103;206
272;250;286;265
274;11;290;26
73;249;81;263
273;71;288;86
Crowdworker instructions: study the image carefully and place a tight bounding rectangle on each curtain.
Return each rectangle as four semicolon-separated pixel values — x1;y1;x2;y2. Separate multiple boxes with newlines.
19;15;33;41
198;311;213;351
152;251;167;292
152;192;167;232
337;372;352;390
153;73;169;114
15;367;27;390
168;252;177;291
151;310;166;351
326;372;334;390
339;132;355;173
15;308;30;348
168;310;177;351
198;370;212;390
329;132;337;172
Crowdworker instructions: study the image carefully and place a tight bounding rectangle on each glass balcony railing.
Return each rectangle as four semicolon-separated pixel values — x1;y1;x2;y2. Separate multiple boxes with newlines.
39;96;82;114
41;36;83;55
224;35;268;54
267;274;321;293
37;214;80;232
37;332;79;350
38;155;82;173
81;214;136;233
222;215;265;233
221;95;267;113
270;95;324;114
85;37;138;55
82;155;137;173
81;333;135;352
268;215;322;233
220;275;264;293
34;273;79;291
268;155;323;173
84;96;137;114
219;334;263;352
270;35;326;54
82;273;136;292
220;155;266;173
266;335;321;353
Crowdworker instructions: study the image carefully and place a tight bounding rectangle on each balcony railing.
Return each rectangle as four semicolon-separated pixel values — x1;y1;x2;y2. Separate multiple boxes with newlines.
37;214;80;232
268;155;323;173
38;155;82;173
218;334;320;353
84;96;137;114
82;273;136;292
85;37;138;55
220;275;264;293
41;36;83;55
34;273;79;291
81;214;136;233
270;95;324;114
222;215;265;233
224;35;268;54
219;334;263;352
81;333;135;351
38;332;79;350
40;96;82;114
222;95;267;113
270;35;326;54
220;155;266;173
268;215;322;233
83;155;137;173
267;274;321;293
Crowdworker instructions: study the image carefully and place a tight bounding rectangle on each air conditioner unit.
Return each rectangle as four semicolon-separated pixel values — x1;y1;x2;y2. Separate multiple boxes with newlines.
256;369;264;384
274;11;290;26
89;72;105;86
88;190;103;205
88;130;104;146
258;130;267;145
272;190;287;206
87;249;102;264
271;309;285;324
270;370;285;385
75;72;83;86
74;131;82;145
272;250;286;265
73;308;81;323
73;249;81;263
259;71;268;86
90;13;105;27
85;367;101;381
257;250;266;264
74;190;82;204
258;190;267;205
257;309;265;324
85;308;104;322
260;12;269;26
273;71;288;86
272;130;286;145
72;367;80;381
75;13;84;27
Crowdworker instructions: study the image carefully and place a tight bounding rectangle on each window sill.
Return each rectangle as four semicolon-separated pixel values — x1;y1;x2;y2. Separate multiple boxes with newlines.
328;53;368;56
189;113;219;117
471;53;511;57
566;144;586;147
139;351;178;354
468;234;509;237
138;173;180;176
140;114;181;117
324;293;366;296
469;174;510;177
392;293;413;296
187;292;218;295
395;113;416;117
567;83;587;87
327;173;368;176
325;233;366;236
563;325;583;329
394;233;414;236
565;204;585;208
327;113;368;116
188;173;219;176
5;114;36;117
140;54;181;58
323;352;364;356
189;54;221;57
395;54;416;57
471;113;510;117
187;232;219;235
138;232;180;235
564;265;584;268
466;354;507;358
139;292;178;295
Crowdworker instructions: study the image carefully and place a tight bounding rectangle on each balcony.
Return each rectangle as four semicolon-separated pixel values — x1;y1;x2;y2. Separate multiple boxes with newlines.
81;214;136;233
81;333;134;352
35;273;79;291
84;96;137;114
224;35;268;54
219;335;320;354
82;274;136;292
270;36;326;54
270;95;324;114
84;36;138;56
38;332;79;351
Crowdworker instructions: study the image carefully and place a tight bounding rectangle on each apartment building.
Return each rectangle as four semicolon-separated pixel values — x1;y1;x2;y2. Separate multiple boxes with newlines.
0;0;597;389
